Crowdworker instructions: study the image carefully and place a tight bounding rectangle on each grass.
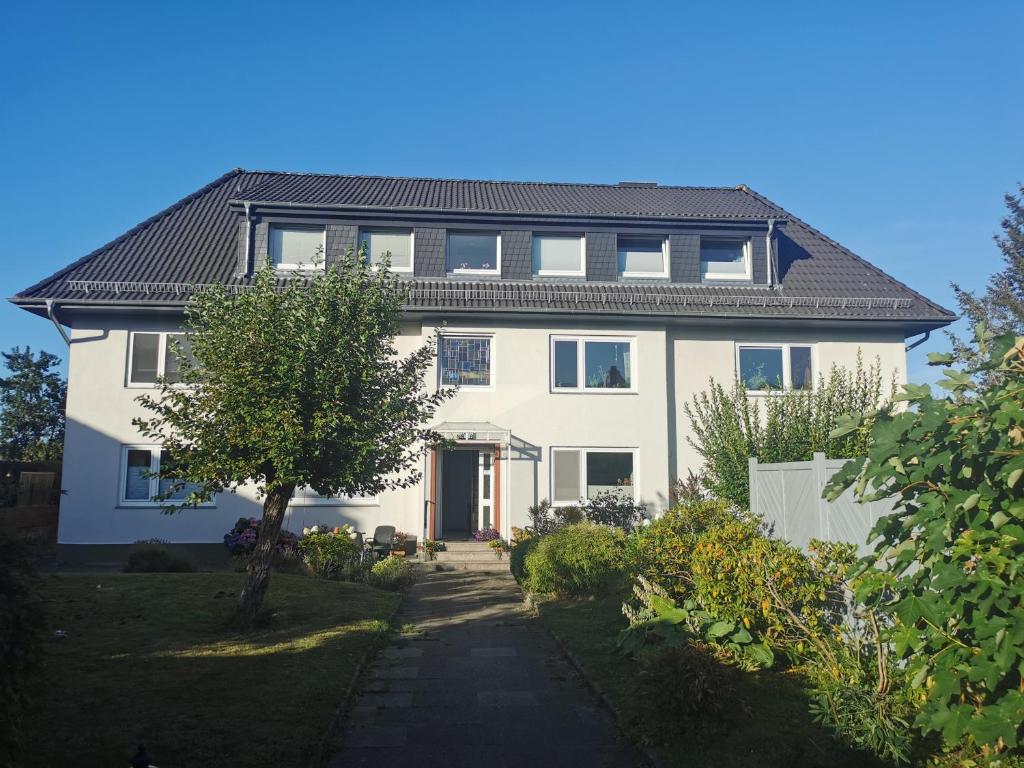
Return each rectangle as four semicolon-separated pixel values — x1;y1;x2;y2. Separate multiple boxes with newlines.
18;573;400;767
537;593;885;768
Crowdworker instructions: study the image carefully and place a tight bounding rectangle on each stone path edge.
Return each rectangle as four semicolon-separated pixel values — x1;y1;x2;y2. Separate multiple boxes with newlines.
520;587;664;768
311;590;406;768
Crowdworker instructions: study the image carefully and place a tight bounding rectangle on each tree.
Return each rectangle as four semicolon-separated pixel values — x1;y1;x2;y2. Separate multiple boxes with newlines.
0;347;67;461
134;252;455;623
827;326;1024;756
949;183;1024;375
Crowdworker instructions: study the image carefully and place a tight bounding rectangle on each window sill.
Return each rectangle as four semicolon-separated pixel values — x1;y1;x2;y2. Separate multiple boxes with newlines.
550;388;638;395
117;502;216;509
291;499;380;507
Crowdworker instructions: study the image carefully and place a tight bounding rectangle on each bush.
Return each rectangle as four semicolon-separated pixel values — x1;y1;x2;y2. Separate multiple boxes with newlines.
627;498;739;601
827;327;1024;755
522;522;626;596
684;353;893;507
123;546;196;573
638;642;741;730
367;556;416;592
584;491;646;532
527;499;583;536
223;516;298;560
510;536;540;582
0;538;45;757
297;526;362;580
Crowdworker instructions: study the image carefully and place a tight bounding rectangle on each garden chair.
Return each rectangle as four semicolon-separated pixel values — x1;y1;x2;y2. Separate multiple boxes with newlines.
366;525;396;562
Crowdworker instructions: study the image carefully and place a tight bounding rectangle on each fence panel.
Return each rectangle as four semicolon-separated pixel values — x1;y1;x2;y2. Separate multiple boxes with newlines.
749;453;896;554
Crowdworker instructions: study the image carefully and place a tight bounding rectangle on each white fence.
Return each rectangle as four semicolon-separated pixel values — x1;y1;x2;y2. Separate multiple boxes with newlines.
748;452;897;554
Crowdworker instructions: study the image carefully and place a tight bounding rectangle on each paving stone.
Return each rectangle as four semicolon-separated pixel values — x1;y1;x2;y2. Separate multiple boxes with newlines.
477;689;538;707
367;665;419;680
470;646;517;657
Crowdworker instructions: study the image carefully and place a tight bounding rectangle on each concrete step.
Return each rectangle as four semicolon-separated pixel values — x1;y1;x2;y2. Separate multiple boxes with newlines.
438;540;493;552
434;551;504;563
430;560;511;573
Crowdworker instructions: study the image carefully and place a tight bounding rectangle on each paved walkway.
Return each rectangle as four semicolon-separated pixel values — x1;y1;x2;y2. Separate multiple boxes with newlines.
329;571;645;768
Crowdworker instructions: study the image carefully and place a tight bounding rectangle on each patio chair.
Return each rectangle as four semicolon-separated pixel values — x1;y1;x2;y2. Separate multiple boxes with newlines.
366;525;396;562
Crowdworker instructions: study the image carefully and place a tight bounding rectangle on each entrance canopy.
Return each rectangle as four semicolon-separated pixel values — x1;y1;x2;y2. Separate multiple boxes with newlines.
432;421;510;447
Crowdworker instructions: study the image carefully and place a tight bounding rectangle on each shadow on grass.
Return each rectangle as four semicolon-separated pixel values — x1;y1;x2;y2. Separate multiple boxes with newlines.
537;593;888;768
17;573;399;768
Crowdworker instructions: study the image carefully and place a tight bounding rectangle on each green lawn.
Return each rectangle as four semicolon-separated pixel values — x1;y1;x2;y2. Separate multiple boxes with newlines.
537;594;886;768
19;573;399;767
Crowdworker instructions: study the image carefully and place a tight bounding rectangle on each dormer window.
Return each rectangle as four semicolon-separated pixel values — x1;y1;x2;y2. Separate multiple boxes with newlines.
617;236;668;279
446;232;500;275
360;229;413;273
533;234;585;277
700;237;750;281
269;225;325;271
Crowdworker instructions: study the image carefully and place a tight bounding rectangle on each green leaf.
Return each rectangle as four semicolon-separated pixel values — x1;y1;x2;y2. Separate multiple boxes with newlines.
742;643;775;669
927;352;954;365
706;620;735;639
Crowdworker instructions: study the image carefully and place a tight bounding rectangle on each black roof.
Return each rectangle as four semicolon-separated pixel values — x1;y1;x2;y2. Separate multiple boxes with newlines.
11;169;955;329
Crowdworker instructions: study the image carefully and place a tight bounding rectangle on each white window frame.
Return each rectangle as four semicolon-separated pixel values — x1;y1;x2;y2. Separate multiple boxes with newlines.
290;486;379;507
359;228;415;274
118;444;214;507
438;333;495;390
446;231;502;276
549;335;637;394
532;233;586;277
269;224;327;272
700;237;752;282
617;235;669;279
126;331;191;388
735;342;816;394
550;446;639;506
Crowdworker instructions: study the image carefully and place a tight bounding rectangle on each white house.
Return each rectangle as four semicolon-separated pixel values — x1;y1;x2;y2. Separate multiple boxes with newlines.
10;170;954;563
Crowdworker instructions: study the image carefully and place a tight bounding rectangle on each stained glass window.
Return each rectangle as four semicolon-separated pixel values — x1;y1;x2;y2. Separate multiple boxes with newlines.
440;336;491;387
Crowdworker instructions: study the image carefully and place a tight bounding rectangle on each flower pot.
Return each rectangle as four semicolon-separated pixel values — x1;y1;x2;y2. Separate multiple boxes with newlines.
403;535;417;556
390;550;406;558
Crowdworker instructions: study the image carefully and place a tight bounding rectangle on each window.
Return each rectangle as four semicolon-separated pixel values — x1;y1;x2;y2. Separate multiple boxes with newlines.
617;236;668;278
291;486;378;506
359;229;413;272
269;225;325;270
120;446;206;506
550;336;635;392
551;448;636;504
439;336;492;387
737;344;814;392
533;234;584;276
700;238;750;281
446;232;500;274
128;332;195;386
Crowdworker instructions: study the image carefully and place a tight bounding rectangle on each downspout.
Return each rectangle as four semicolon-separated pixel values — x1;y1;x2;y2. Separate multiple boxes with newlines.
905;330;930;352
45;299;71;346
243;201;254;274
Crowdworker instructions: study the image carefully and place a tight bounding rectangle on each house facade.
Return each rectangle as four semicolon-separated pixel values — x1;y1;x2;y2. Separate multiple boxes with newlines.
10;170;954;561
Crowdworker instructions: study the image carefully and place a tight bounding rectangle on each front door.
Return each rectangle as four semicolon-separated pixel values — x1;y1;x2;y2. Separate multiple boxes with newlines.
441;448;477;538
439;447;496;538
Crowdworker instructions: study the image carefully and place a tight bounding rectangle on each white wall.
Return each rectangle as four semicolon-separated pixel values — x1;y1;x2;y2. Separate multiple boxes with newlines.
671;324;908;477
57;310;906;545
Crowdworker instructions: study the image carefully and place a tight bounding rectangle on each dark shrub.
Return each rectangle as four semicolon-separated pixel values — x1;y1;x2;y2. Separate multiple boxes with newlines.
0;538;45;757
123;546;196;573
510;536;540;583
638;642;741;731
583;491;646;532
522;522;626;596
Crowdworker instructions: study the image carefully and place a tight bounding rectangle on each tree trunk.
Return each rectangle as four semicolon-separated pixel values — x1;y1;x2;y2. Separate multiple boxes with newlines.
237;483;295;626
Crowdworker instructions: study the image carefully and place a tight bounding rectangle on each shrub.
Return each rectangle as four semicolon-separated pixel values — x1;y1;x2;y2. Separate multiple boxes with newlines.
684;353;893;507
297;527;362;580
638;642;741;730
522;522;626;596
584;491;646;532
527;499;584;536
223;516;298;559
627;498;739;601
510;536;540;582
0;538;45;756
123;546;196;573
827;327;1024;755
367;556;416;592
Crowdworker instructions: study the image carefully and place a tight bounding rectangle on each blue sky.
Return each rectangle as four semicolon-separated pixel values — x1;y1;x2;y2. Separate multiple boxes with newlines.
1;1;1021;385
